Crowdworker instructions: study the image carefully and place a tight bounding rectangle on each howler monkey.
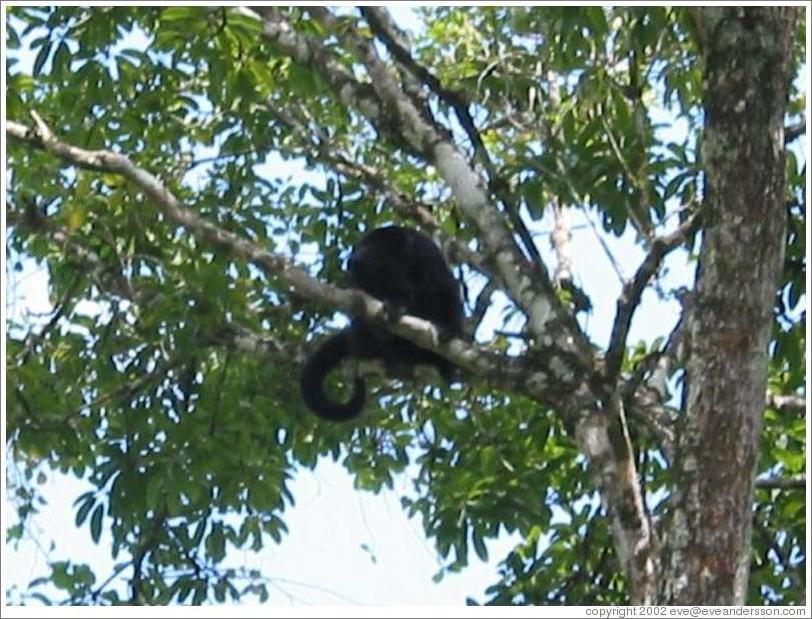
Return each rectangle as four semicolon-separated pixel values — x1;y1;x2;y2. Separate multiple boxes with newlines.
300;226;464;421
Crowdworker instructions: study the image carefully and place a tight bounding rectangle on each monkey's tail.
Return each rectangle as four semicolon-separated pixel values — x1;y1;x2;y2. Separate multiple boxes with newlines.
300;331;366;421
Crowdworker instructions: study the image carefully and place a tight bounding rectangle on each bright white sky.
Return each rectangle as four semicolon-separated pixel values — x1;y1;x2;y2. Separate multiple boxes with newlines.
5;3;805;611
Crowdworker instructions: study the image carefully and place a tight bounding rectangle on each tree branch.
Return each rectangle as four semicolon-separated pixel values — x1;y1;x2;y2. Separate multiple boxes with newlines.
8;105;673;601
575;395;659;603
754;476;805;490
268;105;500;284
765;392;806;416
9;204;301;372
250;8;589;357
784;119;805;144
605;213;701;382
8;114;333;305
360;6;548;275
6;113;562;404
550;202;574;283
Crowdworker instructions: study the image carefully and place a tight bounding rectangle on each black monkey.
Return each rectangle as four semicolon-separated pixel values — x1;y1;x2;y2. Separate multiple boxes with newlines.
300;226;464;421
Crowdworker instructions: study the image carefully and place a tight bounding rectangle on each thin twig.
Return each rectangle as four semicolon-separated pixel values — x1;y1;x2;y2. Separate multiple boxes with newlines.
580;205;626;283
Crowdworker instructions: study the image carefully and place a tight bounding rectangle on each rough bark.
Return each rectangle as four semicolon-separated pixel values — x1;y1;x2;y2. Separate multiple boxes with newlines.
662;7;795;604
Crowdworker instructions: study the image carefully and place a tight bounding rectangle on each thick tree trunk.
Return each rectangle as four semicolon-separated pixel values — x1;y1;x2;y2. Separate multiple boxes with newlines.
661;7;795;604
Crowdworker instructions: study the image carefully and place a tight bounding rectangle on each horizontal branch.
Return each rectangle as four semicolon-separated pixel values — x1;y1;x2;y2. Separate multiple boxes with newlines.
207;323;297;361
755;476;805;490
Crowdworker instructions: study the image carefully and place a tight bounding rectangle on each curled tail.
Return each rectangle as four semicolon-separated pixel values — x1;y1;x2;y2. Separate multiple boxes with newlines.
300;330;366;421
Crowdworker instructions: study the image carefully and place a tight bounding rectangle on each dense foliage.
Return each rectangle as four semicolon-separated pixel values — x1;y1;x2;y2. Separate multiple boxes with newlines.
5;6;806;605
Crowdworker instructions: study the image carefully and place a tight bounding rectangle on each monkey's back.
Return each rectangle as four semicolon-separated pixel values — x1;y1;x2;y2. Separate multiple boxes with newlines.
348;226;463;337
300;226;465;421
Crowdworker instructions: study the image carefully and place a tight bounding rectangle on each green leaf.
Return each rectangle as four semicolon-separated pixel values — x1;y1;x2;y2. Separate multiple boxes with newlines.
192;518;207;546
32;40;52;76
53;41;71;74
472;530;489;562
192;582;207;605
75;494;96;527
50;561;71;590
90;504;104;544
7;523;24;541
206;524;226;561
